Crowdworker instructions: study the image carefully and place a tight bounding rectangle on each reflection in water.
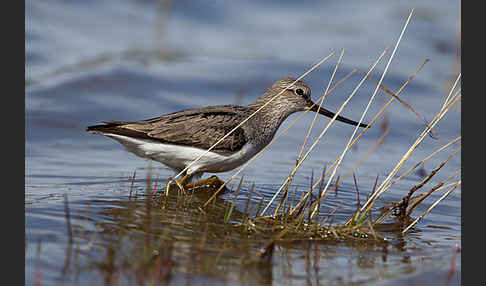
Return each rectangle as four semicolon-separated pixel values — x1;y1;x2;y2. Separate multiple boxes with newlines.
69;187;270;285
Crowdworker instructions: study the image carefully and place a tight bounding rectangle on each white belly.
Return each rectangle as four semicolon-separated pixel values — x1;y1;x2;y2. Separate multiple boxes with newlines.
104;134;260;175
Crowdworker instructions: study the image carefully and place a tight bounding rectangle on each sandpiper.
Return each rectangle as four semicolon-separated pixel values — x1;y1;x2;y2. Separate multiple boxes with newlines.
87;77;367;186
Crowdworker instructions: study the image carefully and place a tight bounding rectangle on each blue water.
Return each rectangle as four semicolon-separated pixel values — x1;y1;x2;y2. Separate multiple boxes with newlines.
26;1;461;285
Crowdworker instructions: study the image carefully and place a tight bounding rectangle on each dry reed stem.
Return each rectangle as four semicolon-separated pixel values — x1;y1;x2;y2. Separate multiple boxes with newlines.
174;52;336;180
372;109;459;225
292;170;316;221
365;173;380;225
202;68;359;207
441;73;461;113
406;168;461;216
296;50;346;168
353;173;361;214
359;88;462;221
288;57;429;217
320;201;344;227
224;176;244;223
338;127;390;186
315;166;326;225
405;179;459;217
260;46;390;216
308;9;415;221
277;49;345;216
385;136;461;191
274;159;298;216
371;149;460;225
405;146;461;199
241;184;254;223
327;68;359;95
402;179;461;234
357;63;440;139
372;146;462;224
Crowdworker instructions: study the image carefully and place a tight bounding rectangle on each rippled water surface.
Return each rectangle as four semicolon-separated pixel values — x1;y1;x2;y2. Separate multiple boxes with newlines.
26;1;461;285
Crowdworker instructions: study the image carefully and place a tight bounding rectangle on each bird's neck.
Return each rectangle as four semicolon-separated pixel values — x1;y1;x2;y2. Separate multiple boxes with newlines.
249;94;293;125
244;102;293;147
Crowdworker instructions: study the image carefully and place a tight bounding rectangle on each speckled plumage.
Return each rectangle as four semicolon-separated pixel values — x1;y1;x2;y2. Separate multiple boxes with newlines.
87;77;367;179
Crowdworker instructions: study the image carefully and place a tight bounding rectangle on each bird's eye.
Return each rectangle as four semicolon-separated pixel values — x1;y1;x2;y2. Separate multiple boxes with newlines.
295;88;304;96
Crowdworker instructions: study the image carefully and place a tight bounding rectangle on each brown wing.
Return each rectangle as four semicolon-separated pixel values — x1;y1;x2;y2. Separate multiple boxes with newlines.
86;105;249;153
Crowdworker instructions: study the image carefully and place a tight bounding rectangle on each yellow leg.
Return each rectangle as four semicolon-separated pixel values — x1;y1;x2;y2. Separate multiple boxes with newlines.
184;175;224;189
179;174;190;185
165;174;190;196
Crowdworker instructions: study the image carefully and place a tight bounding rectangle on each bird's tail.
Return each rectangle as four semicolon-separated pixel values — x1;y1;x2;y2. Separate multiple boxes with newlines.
86;121;129;134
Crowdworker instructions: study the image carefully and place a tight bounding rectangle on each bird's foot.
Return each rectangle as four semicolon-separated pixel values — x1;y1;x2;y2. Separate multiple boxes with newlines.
165;175;226;196
184;175;225;189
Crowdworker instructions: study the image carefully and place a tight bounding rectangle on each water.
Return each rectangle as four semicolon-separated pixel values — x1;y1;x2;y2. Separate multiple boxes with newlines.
26;0;461;285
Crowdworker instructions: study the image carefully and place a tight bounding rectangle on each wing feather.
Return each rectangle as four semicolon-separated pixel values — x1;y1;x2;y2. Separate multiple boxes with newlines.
88;105;249;153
